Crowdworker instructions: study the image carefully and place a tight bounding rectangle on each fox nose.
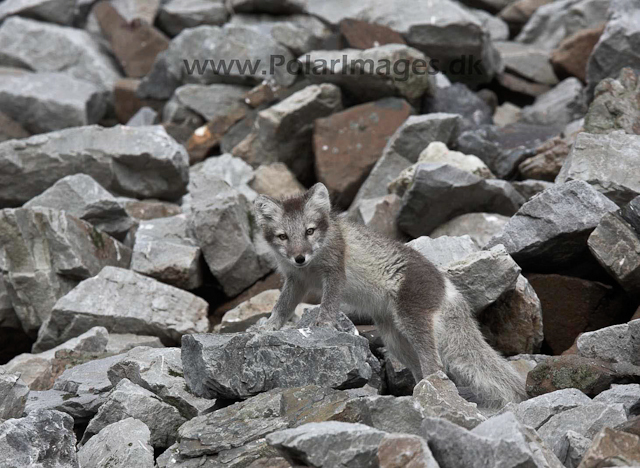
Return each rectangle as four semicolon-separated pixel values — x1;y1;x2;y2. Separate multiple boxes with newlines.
295;255;306;265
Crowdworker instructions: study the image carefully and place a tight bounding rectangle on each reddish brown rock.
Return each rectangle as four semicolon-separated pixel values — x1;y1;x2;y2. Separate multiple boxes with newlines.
551;25;605;82
378;433;438;468
186;106;248;164
339;18;406;50
527;274;633;355
113;78;163;124
497;72;553;98
249;163;304;199
526;355;640;398
313;98;412;208
119;199;181;221
578;427;640;468
499;0;554;35
518;136;570;181
93;1;169;78
617;416;640;438
0;111;29;142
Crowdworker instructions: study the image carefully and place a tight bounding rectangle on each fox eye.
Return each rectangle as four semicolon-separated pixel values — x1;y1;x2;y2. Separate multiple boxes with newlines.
306;228;315;236
278;234;288;241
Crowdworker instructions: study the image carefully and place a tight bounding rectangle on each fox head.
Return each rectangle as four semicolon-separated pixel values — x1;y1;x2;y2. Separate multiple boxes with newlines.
254;183;332;268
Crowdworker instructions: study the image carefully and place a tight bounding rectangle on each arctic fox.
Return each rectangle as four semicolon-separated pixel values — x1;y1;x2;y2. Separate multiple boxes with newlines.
253;183;525;406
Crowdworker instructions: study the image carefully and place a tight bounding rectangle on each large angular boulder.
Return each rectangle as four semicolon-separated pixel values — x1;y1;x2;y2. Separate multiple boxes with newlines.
578;427;640;468
1;326;109;390
34;267;209;352
521;78;587;129
593;384;640;416
0;71;108;134
586;0;640;100
266;421;386;468
0;409;79;468
486;180;618;269
584;67;640;135
233;83;342;184
0;16;121;90
515;0;610;51
182;329;377;399
0;208;131;335
348;194;405;241
82;378;186;449
397;163;523;237
0;0;75;24
77;418;154;468
577;320;640;366
0;369;29;422
424;84;493;129
138;24;295;100
422;412;564;468
300;44;434;105
131;214;203;290
431;213;510;248
0;125;189;207
187;166;273;297
510;388;592;430
313;98;412;208
496;41;558;86
556;131;640;205
108;346;215;419
588;211;640;296
382;113;462;163
24;174;134;241
378;433;440;468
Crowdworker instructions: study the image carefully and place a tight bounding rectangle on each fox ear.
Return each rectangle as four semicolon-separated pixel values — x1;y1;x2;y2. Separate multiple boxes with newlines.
305;183;331;215
254;195;282;227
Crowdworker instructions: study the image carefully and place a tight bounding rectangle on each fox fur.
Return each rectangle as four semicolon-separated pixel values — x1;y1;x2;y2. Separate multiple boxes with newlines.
253;183;526;407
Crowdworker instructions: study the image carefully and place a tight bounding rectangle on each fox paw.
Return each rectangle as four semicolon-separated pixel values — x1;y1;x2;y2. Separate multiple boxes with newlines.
247;317;281;333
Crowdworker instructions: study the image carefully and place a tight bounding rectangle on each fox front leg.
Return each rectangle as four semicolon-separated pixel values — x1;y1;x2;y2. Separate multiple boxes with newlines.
310;270;345;328
256;276;306;332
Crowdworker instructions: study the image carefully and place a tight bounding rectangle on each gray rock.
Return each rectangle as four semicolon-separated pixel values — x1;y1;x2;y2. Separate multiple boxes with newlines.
0;125;189;207
163;83;249;126
182;329;376;399
0;409;79;468
521;78;587;129
173;385;351;460
53;353;129;396
348;194;405;241
577;319;640;366
557;131;640;205
383;113;462;163
398;163;524;238
380;347;416;396
126;106;159;126
220;290;284;333
0;71;108;134
295;307;359;336
512;180;555;202
24;174;134;241
424;84;493;128
586;0;640;100
0;369;29;422
78;418;154;468
131;214;203;290
188;153;257;203
495;41;558;85
300;45;433;106
516;0;610;51
138;24;295;100
0;277;20;330
118;198;182;221
511;388;592;430
349;151;412;212
82;378;186;448
446;245;522;314
0;17;121;90
1;326;109;391
187;167;272;297
158;0;228;36
422;412;564;468
232;83;342;183
485;180;619;269
106;334;164;354
0;208;131;334
593;384;640;416
431;213;510;248
414;371;486;429
34;266;209;352
588;212;640;296
108;346;215;419
555;430;591;468
24;389;104;423
407;235;479;268
0;0;75;24
537;402;627;459
334;395;425;436
266;421;386;468
249;162;305;200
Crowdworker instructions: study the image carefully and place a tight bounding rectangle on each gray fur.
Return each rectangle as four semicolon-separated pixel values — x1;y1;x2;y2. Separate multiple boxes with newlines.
254;183;526;407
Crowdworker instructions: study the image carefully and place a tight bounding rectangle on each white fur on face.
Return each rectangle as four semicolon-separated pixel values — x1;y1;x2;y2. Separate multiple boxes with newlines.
304;183;330;218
